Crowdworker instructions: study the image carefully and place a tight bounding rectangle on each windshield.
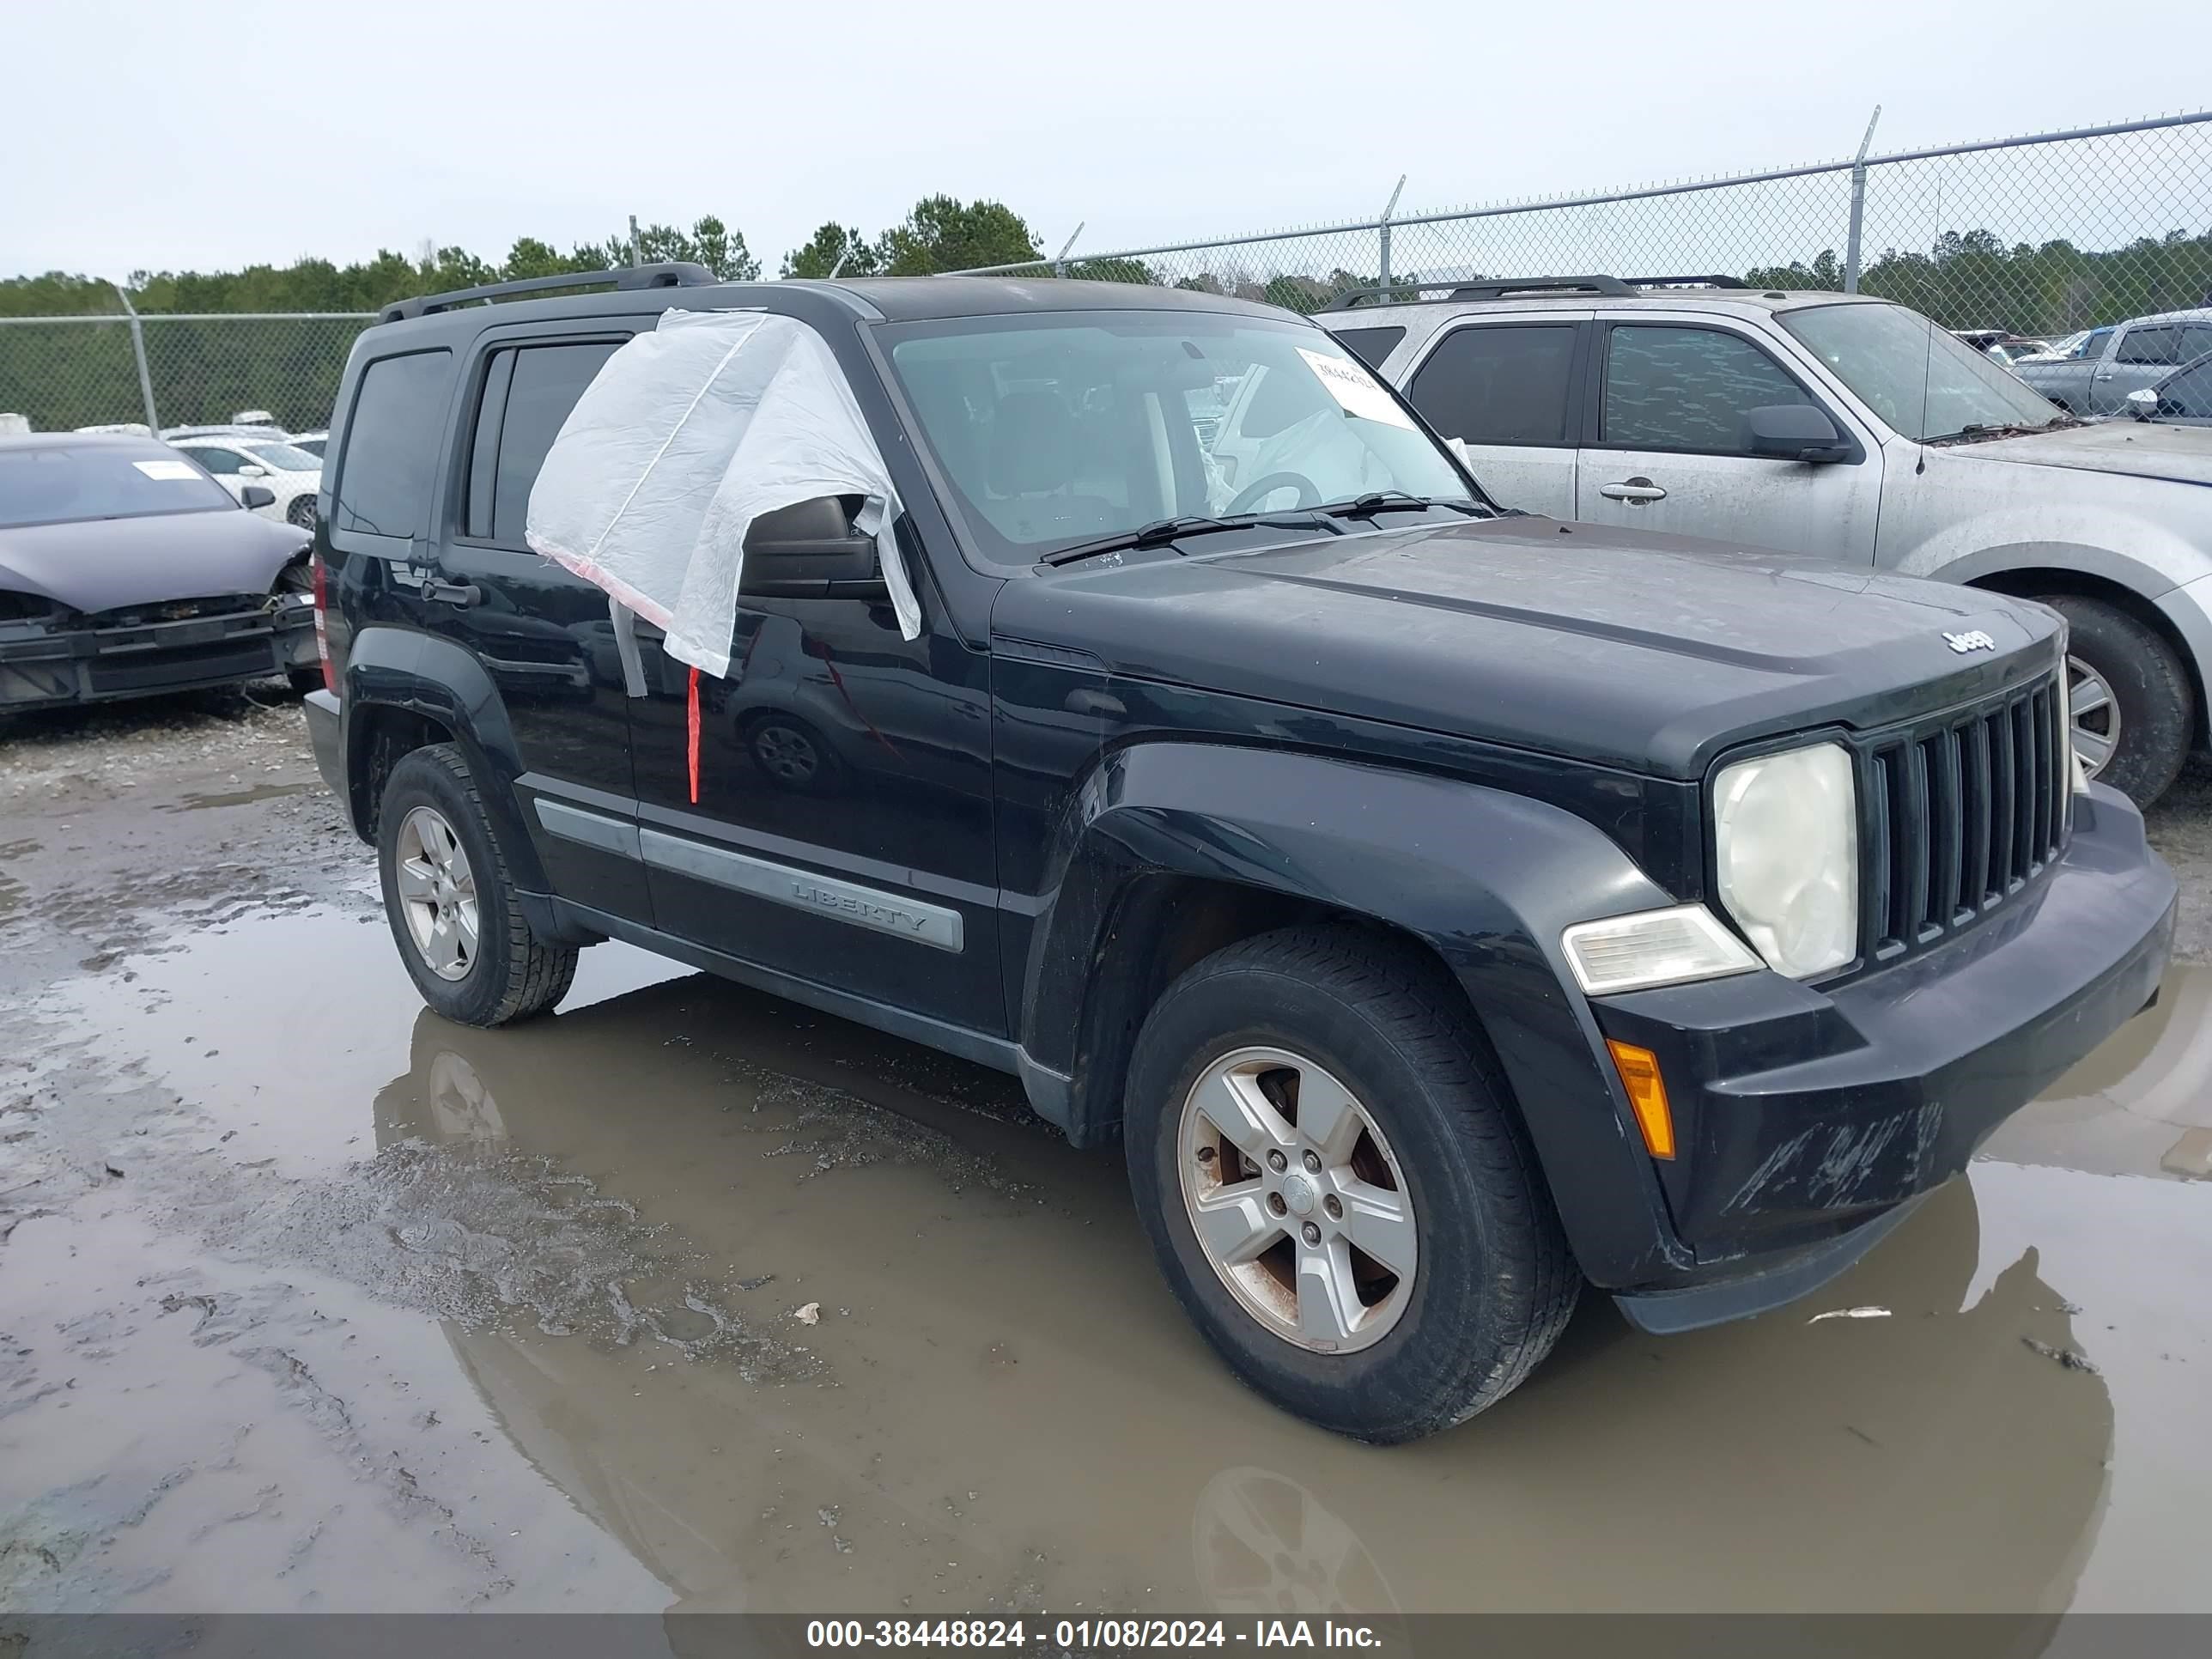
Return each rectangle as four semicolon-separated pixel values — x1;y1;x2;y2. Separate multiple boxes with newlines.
1781;302;2062;441
245;442;323;471
0;445;235;528
881;310;1473;563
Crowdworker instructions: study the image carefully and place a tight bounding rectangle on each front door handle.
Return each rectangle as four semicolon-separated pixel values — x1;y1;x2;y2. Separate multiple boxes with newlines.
1598;478;1668;504
422;579;481;607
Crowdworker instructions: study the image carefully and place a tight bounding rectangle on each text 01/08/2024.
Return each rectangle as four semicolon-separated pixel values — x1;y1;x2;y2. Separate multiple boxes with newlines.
805;1619;1386;1649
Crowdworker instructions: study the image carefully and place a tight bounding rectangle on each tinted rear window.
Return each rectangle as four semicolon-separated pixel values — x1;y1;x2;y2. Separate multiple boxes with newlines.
0;445;234;529
331;349;452;544
1330;325;1407;370
465;340;623;544
1407;325;1577;445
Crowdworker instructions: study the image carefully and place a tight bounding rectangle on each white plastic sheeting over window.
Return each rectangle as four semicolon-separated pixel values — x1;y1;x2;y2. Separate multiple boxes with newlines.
526;309;918;681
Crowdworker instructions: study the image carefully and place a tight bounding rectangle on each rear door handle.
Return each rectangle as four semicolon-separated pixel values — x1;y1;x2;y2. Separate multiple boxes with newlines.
1598;479;1668;504
422;579;481;606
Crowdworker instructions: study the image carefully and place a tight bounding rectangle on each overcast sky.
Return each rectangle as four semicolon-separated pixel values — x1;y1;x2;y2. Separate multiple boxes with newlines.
6;0;2210;283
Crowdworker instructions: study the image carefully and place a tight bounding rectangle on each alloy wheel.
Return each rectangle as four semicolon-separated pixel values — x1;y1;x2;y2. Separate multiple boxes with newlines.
393;805;480;981
2067;653;2120;780
1177;1045;1417;1354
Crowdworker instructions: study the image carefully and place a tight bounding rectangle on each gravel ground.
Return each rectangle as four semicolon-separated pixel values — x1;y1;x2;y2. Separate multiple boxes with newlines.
0;690;2207;1619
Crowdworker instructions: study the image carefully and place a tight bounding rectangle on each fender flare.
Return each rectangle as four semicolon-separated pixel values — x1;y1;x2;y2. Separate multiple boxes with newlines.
1018;740;1693;1285
337;623;550;893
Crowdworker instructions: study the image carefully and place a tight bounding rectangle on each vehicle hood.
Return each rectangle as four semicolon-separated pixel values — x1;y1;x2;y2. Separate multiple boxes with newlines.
994;519;2060;779
1955;419;2212;486
0;508;310;614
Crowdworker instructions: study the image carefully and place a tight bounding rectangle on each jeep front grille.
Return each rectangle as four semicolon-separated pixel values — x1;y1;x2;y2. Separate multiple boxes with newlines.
1863;671;2069;961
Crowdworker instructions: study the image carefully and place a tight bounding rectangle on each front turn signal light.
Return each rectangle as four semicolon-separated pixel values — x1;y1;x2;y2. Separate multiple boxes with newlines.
1607;1039;1675;1160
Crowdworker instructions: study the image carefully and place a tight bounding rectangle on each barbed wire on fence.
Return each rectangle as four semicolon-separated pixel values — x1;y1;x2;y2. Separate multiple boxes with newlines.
4;111;2209;438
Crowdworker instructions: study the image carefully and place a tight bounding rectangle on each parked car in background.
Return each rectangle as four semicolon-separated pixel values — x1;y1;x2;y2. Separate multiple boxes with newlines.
289;429;329;459
2124;351;2212;428
1327;276;2212;804
2012;309;2212;413
0;433;319;711
168;434;322;528
1953;329;2055;366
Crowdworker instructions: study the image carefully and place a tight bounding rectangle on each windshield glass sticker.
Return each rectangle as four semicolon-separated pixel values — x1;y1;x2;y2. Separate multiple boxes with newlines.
1297;347;1415;429
131;459;203;481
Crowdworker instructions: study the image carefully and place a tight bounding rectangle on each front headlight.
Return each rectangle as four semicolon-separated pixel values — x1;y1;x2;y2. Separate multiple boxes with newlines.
1714;741;1859;979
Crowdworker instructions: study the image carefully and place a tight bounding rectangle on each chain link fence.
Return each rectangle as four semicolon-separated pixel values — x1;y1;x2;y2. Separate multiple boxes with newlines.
3;111;2209;440
958;111;2212;343
0;313;373;438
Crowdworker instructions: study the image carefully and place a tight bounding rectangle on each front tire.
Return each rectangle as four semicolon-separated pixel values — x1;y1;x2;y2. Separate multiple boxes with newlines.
377;744;577;1025
1123;926;1578;1443
2039;594;2192;805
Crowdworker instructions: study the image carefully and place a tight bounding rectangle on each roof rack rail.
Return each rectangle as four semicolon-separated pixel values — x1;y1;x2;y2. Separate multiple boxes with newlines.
379;262;719;325
1322;276;1636;312
1625;273;1750;289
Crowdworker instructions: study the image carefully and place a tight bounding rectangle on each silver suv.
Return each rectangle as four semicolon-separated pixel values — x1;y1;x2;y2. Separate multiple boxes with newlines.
1316;276;2212;804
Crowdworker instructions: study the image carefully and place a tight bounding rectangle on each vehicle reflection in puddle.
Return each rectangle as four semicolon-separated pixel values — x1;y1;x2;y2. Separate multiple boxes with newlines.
367;965;2212;1615
1988;965;2212;1181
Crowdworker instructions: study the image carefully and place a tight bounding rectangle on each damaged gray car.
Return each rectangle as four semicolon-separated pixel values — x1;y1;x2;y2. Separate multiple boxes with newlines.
0;433;319;714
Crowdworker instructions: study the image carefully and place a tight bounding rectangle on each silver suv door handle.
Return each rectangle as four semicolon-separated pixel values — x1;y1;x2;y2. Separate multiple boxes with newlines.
1599;478;1668;504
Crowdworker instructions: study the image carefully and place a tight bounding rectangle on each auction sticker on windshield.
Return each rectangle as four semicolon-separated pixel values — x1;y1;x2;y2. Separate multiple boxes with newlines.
132;459;203;481
1297;346;1415;428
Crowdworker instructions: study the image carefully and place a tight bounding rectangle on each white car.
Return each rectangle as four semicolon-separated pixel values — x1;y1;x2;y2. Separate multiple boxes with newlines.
168;435;321;528
289;429;329;460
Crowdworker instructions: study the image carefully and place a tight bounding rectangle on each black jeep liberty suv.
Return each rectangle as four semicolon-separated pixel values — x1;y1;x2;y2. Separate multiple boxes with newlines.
302;266;2176;1442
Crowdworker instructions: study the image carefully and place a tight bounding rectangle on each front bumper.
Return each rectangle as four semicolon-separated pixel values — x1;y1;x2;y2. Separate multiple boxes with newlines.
0;599;314;711
1591;783;2174;1328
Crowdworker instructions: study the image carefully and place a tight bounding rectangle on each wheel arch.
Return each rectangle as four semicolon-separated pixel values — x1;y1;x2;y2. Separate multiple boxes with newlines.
1018;740;1692;1286
338;623;549;891
1967;566;2208;748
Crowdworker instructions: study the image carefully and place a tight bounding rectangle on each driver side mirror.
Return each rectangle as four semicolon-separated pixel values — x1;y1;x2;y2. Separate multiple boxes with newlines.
2126;386;2160;421
1743;404;1852;465
237;463;268;478
239;483;276;510
740;496;889;600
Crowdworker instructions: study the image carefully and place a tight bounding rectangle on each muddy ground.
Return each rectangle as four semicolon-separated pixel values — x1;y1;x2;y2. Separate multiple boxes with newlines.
1;690;2209;1617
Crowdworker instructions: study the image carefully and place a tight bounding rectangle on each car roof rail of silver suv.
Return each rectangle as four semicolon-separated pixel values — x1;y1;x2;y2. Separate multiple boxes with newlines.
379;262;719;325
1322;273;1758;313
1323;276;1638;312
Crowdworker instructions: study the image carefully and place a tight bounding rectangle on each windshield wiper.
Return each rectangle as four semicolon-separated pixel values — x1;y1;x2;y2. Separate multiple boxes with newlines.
1038;513;1338;568
1317;491;1492;522
1929;413;2084;445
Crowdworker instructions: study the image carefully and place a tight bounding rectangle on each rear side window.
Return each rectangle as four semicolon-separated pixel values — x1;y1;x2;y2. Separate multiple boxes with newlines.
1600;325;1812;453
1407;325;1577;446
465;339;623;544
331;349;452;545
1330;325;1407;370
2118;325;2177;366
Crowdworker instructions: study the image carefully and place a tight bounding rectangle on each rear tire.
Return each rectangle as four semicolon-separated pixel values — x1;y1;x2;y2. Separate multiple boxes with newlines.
377;744;577;1025
1123;925;1578;1443
2038;594;2192;805
286;665;323;696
